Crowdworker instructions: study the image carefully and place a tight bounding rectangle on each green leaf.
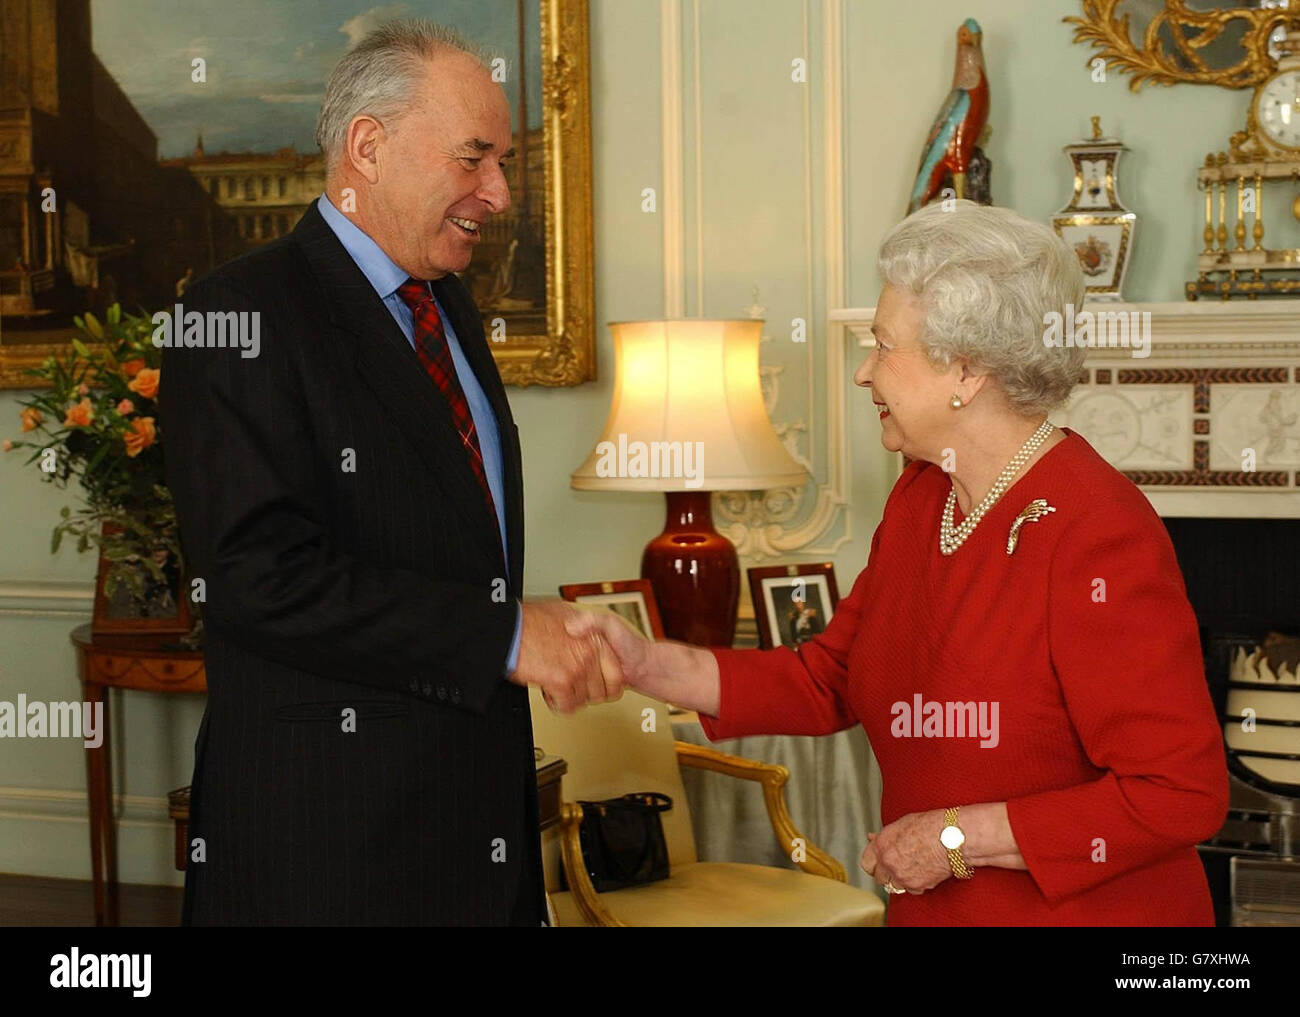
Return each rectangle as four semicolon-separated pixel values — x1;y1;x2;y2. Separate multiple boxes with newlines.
71;339;91;359
83;441;112;475
51;527;62;554
107;303;121;326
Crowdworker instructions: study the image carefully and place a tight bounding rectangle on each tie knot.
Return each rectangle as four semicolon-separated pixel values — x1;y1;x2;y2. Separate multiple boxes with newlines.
397;277;433;311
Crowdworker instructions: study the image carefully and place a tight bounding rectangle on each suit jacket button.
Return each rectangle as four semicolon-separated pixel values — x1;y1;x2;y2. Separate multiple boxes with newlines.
450;687;463;704
408;678;420;694
422;682;433;698
436;685;448;701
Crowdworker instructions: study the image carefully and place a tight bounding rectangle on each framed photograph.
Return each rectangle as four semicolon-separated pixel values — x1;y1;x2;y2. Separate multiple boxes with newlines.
747;562;840;651
558;579;665;640
1;0;594;388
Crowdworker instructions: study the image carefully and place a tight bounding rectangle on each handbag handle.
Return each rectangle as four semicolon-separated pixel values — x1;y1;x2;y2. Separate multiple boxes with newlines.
579;791;672;814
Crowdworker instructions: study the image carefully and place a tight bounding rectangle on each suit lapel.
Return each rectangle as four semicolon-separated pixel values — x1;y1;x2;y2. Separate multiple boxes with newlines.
292;201;505;570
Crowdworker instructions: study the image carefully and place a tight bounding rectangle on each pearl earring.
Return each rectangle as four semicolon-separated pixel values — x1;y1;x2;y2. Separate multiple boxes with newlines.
950;394;963;409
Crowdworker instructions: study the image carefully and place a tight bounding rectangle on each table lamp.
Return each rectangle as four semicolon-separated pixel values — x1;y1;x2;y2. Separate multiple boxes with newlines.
571;319;808;646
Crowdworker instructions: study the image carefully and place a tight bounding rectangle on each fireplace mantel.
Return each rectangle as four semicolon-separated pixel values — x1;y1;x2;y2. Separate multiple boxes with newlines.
830;302;1300;518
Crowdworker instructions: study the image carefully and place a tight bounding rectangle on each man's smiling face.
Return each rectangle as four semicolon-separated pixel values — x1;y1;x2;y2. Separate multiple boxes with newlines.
372;49;513;279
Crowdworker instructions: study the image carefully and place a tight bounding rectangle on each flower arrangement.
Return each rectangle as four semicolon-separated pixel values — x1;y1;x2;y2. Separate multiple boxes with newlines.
3;304;193;629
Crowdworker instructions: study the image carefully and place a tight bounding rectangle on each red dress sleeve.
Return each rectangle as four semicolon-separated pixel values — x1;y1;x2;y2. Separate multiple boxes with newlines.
699;573;863;740
1004;491;1229;905
698;462;928;741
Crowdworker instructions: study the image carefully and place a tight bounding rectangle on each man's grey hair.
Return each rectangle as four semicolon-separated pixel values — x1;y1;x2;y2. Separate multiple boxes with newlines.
877;200;1087;415
315;19;490;172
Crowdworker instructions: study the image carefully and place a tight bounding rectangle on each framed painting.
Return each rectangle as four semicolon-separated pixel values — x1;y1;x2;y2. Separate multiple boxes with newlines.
0;0;594;388
747;562;840;651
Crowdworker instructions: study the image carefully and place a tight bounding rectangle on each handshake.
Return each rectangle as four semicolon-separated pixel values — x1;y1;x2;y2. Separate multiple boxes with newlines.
505;599;653;714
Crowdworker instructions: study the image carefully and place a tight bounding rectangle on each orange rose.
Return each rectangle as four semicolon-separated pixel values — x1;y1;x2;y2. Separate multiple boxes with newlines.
63;398;94;428
128;367;159;400
123;417;156;458
121;358;145;378
19;407;41;432
116;398;135;415
1;440;12;453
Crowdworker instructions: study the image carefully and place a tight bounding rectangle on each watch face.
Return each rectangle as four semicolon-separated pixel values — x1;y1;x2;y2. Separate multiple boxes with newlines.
1257;70;1300;149
940;825;965;850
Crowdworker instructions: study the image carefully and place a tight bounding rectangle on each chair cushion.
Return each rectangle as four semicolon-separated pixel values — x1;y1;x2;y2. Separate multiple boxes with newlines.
550;861;886;927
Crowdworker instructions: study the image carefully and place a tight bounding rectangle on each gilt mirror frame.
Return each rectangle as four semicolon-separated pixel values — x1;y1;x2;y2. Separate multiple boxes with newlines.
1065;0;1297;90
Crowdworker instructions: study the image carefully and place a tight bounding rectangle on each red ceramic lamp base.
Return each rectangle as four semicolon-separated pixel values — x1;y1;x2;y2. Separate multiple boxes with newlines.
640;490;739;647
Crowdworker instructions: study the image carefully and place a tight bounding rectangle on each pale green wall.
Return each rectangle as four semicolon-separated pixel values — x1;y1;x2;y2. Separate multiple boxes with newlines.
0;0;1245;884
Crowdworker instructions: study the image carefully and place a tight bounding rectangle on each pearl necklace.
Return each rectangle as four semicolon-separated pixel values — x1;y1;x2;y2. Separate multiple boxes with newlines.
939;420;1055;556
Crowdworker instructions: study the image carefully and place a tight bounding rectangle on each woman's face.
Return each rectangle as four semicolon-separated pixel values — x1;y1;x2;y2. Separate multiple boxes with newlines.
853;283;959;460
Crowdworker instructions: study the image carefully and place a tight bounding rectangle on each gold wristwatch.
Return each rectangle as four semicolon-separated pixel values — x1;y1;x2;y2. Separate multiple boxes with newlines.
939;807;973;880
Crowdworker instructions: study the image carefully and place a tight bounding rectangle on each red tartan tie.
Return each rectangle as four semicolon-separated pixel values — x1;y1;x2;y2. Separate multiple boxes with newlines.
395;278;499;530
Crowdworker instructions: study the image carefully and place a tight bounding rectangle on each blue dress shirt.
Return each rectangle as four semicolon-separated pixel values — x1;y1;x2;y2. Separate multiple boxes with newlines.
317;193;523;676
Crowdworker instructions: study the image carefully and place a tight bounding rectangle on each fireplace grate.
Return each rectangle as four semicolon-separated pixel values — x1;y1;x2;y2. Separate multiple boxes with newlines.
1231;858;1300;926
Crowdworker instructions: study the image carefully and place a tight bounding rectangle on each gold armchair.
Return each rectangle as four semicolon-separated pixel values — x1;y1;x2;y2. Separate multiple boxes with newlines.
531;686;885;927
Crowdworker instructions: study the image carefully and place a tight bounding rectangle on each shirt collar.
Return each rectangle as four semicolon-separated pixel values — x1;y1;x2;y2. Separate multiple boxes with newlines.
316;192;413;302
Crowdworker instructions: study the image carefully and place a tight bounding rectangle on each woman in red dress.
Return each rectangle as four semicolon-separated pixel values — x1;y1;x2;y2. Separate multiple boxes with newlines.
568;200;1228;926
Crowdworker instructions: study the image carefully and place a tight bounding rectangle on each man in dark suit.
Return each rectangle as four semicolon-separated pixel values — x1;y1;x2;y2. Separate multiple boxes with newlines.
159;20;620;925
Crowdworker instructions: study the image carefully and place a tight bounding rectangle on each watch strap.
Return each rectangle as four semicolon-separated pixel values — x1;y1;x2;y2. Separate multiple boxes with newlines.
943;806;974;880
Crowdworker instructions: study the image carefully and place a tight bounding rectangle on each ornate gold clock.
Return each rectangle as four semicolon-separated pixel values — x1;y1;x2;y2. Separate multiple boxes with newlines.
1187;28;1300;300
1065;2;1300;300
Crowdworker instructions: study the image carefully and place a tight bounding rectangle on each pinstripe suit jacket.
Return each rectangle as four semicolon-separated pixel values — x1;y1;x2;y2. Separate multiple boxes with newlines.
160;200;543;925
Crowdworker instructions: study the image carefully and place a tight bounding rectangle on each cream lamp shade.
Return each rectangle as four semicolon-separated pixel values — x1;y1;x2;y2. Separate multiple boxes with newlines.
570;319;807;492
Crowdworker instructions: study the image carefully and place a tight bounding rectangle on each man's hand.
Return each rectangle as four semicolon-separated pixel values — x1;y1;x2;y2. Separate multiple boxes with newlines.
508;599;625;714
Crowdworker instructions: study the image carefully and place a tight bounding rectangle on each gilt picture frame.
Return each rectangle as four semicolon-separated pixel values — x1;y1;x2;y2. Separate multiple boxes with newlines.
487;0;596;387
0;0;595;388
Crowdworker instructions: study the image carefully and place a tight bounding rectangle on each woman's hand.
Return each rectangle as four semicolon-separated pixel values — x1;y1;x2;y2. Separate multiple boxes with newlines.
564;608;651;688
859;808;953;894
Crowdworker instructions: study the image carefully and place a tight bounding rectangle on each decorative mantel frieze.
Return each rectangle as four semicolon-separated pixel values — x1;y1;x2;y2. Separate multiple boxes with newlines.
831;302;1300;518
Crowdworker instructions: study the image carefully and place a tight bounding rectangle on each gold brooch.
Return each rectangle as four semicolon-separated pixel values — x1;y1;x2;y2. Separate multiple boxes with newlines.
1006;499;1056;555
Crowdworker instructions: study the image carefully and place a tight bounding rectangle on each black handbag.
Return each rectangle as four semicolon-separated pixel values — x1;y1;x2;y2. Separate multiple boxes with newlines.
571;792;672;893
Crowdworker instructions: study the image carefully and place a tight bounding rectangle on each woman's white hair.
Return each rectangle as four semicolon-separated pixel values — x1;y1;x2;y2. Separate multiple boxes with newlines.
877;200;1087;414
315;19;490;172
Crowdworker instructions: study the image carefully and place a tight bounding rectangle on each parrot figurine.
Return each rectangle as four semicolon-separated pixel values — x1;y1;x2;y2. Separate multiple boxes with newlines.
907;18;990;215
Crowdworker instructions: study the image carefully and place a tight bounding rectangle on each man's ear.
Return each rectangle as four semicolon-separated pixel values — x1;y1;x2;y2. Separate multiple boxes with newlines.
344;115;385;185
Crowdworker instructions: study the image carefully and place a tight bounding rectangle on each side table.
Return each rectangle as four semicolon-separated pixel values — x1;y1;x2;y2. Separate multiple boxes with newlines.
71;623;206;927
